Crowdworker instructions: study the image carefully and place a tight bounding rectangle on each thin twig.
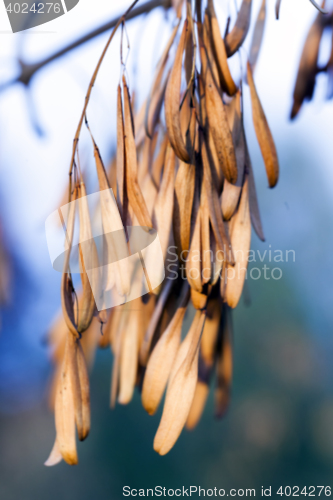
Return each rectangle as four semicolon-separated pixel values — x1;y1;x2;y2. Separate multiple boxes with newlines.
11;0;172;88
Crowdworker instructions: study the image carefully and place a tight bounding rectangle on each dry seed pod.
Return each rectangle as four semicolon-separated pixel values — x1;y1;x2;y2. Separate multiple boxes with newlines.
206;0;237;96
215;305;233;418
275;0;282;19
246;138;265;242
67;334;91;442
116;85;126;222
61;190;78;337
44;438;62;467
54;337;78;465
186;381;210;430
225;175;251;308
140;278;174;366
153;145;176;262
118;304;141;405
210;228;224;286
222;125;245;221
247;63;279;188
203;11;220;85
173;160;196;256
191;288;209;310
186;177;202;293
204;56;238;185
151;134;168;189
93;138;130;297
200;298;221;366
224;0;252;57
110;304;129;407
153;310;206;455
248;0;266;74
146;21;180;138
200;187;211;286
142;283;190;415
77;182;99;333
201;136;234;265
290;9;325;119
123;75;153;228
187;298;221;429
164;20;190;163
76;341;91;440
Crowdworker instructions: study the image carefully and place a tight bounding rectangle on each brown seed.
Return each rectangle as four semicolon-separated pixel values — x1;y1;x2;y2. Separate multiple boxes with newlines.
206;0;238;96
247;63;279;188
290;8;325;119
225;175;251;308
153;145;176;263
77;181;99;333
275;0;282;19
215;305;233;418
204;57;238;185
146;21;180;138
225;0;252;57
60;189;78;337
118;304;141;405
164;20;191;163
186;381;210;430
44;438;63;467
201;135;234;265
246;137;265;242
248;0;266;74
142;283;190;415
222;125;245;221
55;337;78;465
92;138;130;298
153;310;206;455
123;75;153;228
116;84;126;222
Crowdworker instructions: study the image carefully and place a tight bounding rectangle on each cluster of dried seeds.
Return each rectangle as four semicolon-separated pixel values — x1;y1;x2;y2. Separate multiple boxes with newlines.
45;0;325;466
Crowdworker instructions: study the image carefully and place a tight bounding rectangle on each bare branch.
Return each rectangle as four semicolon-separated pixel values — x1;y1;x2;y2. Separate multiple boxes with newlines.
9;0;172;88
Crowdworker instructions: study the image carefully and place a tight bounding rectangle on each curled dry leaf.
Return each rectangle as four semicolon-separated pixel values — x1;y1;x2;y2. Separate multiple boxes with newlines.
225;0;252;57
247;63;279;188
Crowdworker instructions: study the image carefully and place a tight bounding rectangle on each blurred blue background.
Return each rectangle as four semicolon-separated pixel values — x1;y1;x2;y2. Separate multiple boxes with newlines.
0;0;333;497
